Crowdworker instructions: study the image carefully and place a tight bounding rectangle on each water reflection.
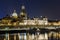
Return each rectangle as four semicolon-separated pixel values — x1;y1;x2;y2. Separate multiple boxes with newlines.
0;32;60;40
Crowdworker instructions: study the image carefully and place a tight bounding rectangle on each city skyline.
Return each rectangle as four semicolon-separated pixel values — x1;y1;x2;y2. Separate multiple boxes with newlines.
0;0;60;20
0;0;60;40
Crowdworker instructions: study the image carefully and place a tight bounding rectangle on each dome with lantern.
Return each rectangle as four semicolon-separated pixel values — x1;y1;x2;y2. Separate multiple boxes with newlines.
12;10;18;18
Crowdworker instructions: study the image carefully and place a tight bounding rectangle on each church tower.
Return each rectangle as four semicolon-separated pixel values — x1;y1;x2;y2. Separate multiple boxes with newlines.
20;5;27;20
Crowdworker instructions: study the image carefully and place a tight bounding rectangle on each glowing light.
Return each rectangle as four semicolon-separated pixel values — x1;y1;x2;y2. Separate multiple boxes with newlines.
20;12;25;15
21;5;25;9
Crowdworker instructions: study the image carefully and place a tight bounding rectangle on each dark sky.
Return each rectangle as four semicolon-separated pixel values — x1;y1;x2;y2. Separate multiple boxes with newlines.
0;0;60;20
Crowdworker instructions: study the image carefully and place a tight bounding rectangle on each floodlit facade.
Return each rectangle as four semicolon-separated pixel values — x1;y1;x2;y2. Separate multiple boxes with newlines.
0;5;60;26
0;5;49;26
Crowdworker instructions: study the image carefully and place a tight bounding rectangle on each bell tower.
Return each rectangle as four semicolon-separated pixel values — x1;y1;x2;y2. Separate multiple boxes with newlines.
20;5;27;20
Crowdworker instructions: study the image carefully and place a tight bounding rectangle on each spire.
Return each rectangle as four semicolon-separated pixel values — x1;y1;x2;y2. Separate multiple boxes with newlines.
20;5;27;19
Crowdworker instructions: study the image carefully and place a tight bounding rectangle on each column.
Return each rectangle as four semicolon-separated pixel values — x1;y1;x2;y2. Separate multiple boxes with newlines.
14;33;16;40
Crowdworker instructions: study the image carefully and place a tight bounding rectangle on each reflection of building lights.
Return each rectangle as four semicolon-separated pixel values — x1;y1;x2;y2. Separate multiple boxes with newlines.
38;34;45;40
45;33;48;39
32;34;34;39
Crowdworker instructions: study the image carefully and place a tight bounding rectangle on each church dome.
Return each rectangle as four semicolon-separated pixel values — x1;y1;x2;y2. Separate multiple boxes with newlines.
12;10;18;18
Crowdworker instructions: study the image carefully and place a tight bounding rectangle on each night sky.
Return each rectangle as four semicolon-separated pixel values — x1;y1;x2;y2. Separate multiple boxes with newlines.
0;0;60;20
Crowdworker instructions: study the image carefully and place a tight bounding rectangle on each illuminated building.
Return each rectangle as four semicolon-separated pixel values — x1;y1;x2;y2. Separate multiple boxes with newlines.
0;5;60;40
